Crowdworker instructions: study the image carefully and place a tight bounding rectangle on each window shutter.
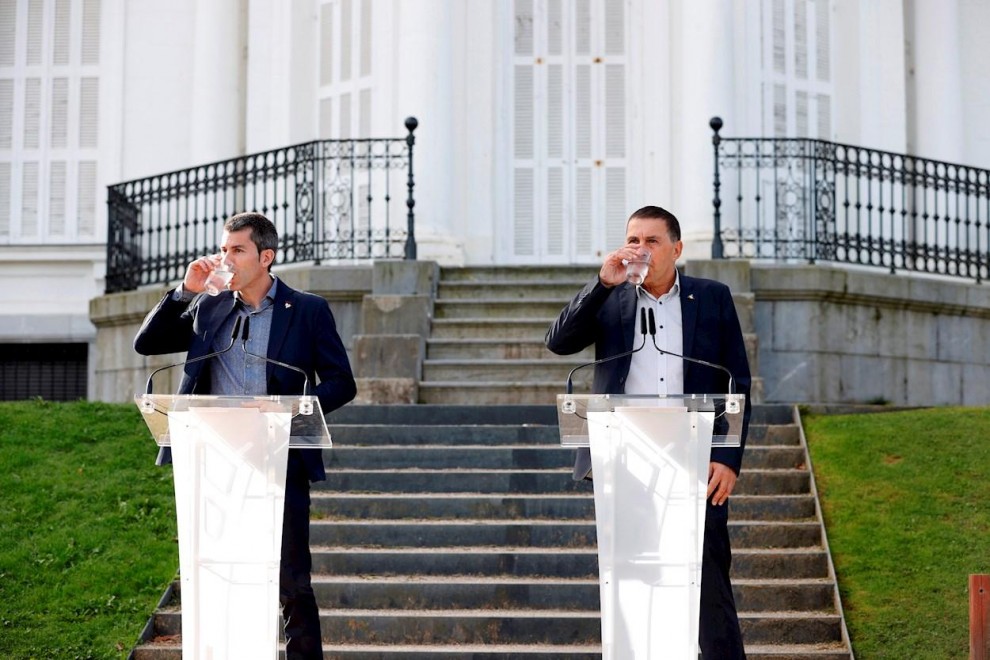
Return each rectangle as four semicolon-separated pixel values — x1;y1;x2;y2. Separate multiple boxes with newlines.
81;0;100;65
796;90;808;137
319;97;333;139
79;76;98;147
0;78;12;148
0;1;15;66
0;163;9;236
50;76;68;148
22;161;39;236
49;160;65;234
26;0;43;66
53;0;70;66
77;160;95;236
514;168;534;255
24;78;41;148
339;91;351;139
794;0;807;80
317;0;372;142
815;0;830;82
359;87;369;137
510;0;627;262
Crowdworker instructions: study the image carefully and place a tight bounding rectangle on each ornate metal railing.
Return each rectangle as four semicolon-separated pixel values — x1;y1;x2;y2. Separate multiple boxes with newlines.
105;117;418;293
710;117;989;283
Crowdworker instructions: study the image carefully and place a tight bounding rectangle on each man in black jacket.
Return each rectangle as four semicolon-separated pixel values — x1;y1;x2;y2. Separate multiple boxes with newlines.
135;212;356;659
546;205;751;658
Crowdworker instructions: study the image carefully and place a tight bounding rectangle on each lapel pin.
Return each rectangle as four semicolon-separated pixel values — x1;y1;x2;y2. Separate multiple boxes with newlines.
285;302;292;309
687;294;695;300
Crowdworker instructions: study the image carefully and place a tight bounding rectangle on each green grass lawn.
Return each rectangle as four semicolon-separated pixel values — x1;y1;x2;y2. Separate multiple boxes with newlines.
804;406;990;659
1;400;987;658
0;400;177;660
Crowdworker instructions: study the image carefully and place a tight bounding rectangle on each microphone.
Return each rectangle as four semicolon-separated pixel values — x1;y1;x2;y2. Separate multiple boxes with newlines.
144;316;242;395
239;317;313;408
646;307;737;396
565;306;649;394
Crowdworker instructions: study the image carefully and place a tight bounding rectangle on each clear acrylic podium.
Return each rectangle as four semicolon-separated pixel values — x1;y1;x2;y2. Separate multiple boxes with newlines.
557;393;744;659
135;393;332;660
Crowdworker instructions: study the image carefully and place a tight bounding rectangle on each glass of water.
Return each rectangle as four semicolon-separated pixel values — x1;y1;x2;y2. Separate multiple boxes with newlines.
624;251;651;285
204;258;233;296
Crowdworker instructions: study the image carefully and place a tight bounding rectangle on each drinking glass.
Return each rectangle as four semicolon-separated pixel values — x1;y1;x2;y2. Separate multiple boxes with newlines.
204;259;233;296
624;251;651;285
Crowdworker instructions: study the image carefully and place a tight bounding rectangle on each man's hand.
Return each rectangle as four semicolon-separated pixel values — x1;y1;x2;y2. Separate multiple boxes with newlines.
598;245;643;287
182;254;222;294
707;461;737;506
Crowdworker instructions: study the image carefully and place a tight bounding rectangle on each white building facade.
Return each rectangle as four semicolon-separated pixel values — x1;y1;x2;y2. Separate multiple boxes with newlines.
2;0;989;399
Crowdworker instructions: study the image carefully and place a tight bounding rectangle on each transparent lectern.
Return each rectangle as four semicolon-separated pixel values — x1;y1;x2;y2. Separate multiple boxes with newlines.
135;393;332;660
557;393;744;659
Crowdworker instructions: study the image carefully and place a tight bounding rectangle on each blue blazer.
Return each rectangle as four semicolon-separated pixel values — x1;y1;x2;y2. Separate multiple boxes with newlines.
134;279;357;482
546;274;752;480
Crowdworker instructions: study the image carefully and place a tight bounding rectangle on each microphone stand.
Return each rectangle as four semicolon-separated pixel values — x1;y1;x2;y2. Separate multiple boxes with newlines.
239;317;315;415
565;300;650;395
144;316;243;396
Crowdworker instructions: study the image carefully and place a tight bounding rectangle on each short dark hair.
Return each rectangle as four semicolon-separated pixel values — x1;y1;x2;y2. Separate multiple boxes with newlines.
627;205;681;243
224;212;278;269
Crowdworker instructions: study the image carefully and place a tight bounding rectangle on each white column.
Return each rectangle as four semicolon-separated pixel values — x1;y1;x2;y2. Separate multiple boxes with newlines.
189;0;245;163
669;0;735;259
393;0;460;263
908;0;964;163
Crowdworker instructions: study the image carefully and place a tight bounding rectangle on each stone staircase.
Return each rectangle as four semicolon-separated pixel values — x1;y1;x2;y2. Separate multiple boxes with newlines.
419;266;596;405
418;265;761;405
128;403;852;659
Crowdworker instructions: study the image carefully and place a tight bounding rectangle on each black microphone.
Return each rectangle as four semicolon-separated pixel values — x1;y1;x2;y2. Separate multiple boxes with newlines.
239;316;311;398
144;316;242;395
646;307;736;395
565;305;649;394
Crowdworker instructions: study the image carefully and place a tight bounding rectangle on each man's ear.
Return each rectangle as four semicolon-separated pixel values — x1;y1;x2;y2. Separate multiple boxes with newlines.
673;240;684;260
261;248;276;268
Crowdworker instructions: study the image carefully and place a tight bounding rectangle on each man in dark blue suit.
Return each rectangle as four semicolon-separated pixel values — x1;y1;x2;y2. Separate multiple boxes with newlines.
546;205;751;658
134;212;356;660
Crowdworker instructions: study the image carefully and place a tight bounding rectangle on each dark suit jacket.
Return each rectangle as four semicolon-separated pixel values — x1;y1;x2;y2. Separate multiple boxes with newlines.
134;278;357;482
546;273;752;479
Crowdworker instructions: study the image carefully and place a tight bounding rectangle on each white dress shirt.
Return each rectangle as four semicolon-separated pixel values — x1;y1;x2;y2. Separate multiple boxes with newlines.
624;272;684;396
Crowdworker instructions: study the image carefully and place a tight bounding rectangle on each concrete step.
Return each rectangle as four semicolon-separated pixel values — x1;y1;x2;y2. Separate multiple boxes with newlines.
310;520;596;548
731;494;817;521
730;521;822;549
439;266;597;283
313;576;599;610
326;404;560;426
732;549;830;580
745;645;852;660
733;579;837;612
435;299;569;319
426;338;593;361
328;424;562;446
326;446;576;470
747;423;801;446
739;612;844;645
743;445;807;469
312;493;594;521
430;318;556;340
317;469;587;494
735;469;811;496
421;359;585;383
132;644;604;660
418;382;568;405
436;281;591;300
313;547;599;578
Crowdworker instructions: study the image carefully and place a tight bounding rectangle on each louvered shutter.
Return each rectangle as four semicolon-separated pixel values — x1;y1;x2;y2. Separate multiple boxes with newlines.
763;0;833;139
510;0;627;263
1;0;103;243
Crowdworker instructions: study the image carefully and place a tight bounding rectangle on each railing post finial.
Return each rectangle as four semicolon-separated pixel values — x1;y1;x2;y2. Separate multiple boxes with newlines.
711;116;724;259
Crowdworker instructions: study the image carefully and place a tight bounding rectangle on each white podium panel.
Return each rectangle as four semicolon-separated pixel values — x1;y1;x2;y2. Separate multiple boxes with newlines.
136;394;332;660
558;394;743;660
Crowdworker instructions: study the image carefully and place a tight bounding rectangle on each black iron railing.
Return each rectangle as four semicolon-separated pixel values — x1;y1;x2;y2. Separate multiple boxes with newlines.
105;117;418;293
710;116;989;283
